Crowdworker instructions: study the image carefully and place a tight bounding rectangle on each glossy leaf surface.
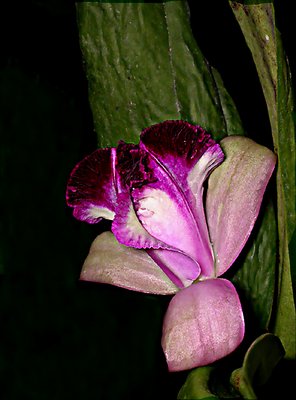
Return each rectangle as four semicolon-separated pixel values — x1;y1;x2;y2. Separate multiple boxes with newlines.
177;366;218;400
76;1;244;147
230;333;285;399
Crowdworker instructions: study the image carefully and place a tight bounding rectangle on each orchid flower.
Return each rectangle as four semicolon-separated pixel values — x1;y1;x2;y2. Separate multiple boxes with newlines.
66;120;276;372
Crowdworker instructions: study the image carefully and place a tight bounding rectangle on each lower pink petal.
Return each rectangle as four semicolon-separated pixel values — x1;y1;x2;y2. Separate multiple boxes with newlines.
80;232;179;295
161;278;245;371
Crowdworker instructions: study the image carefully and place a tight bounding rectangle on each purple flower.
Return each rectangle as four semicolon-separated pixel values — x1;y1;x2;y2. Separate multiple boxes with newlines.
66;120;276;371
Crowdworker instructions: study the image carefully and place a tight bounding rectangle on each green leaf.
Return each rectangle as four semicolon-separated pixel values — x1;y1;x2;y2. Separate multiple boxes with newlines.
231;199;277;330
289;228;296;296
177;366;218;400
230;0;296;359
230;333;285;399
76;1;244;147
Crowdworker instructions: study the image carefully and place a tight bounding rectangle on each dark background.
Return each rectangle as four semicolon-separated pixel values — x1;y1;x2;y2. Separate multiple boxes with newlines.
0;1;294;399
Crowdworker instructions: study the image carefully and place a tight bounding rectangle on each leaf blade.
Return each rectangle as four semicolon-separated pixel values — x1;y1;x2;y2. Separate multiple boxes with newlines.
76;1;244;146
230;0;296;359
230;333;285;399
177;366;218;400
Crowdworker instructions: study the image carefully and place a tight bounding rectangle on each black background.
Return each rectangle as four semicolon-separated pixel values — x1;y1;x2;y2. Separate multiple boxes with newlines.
1;1;294;399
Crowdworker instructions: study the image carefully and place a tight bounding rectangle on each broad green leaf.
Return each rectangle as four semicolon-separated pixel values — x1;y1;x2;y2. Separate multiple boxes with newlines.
177;366;218;400
231;199;277;330
289;228;296;296
230;1;296;359
230;333;285;399
76;1;244;147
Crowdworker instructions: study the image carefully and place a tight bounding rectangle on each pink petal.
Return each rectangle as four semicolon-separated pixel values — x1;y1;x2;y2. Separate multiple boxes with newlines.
113;142;201;288
112;191;201;288
132;182;202;265
112;190;166;249
206;136;276;276
66;148;117;223
161;278;245;371
112;142;166;249
147;248;201;288
80;232;179;295
139;120;224;276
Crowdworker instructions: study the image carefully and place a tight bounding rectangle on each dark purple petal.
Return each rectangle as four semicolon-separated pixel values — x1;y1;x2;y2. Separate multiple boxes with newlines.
161;278;245;371
140;120;217;171
139;120;224;276
80;232;179;295
66;148;117;223
206;136;277;276
115;141;155;190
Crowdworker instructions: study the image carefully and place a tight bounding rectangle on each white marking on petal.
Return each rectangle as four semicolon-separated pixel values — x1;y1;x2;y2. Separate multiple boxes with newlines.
135;188;198;258
88;206;115;220
188;146;223;194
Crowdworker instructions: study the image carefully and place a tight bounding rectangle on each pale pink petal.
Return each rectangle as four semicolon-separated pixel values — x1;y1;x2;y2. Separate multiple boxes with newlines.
161;278;245;371
80;232;179;295
147;248;201;289
206;136;276;276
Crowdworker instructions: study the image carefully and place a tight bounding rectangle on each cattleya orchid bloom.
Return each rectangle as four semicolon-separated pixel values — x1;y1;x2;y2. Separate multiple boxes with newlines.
66;120;276;372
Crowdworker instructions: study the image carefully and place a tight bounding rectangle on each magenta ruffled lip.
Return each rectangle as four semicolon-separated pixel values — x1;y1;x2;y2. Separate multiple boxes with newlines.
140;120;217;168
